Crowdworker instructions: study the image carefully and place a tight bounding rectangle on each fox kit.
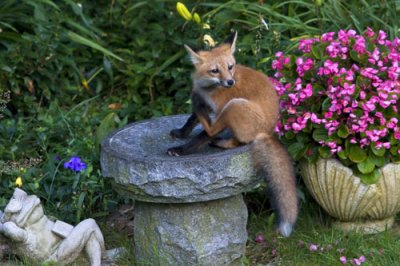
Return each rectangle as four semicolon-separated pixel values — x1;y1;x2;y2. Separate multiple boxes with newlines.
167;32;298;237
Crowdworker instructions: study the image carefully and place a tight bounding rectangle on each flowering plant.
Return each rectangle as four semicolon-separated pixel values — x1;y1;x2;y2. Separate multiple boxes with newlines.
272;28;400;184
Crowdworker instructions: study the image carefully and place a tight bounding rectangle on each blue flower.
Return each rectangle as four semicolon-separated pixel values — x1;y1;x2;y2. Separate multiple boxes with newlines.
64;156;87;172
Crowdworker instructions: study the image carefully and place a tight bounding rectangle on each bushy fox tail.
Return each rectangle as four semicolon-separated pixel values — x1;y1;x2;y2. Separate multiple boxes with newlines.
252;133;298;237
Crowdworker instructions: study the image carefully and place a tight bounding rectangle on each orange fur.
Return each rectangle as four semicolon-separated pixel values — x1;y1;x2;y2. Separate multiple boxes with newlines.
186;32;298;236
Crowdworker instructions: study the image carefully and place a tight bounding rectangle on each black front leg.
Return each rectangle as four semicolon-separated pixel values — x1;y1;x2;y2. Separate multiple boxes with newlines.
170;113;199;139
170;91;212;139
167;130;213;156
192;90;212;125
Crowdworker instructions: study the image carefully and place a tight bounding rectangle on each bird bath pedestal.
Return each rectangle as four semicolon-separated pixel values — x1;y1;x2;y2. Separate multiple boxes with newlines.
100;115;260;265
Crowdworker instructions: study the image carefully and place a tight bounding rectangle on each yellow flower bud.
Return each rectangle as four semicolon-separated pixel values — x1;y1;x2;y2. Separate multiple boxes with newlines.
15;177;22;188
203;34;216;47
193;12;201;24
176;2;192;21
314;0;324;6
202;23;210;29
81;79;90;91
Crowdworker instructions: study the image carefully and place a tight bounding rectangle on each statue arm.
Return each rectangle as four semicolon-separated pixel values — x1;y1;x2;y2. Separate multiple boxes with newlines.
1;221;27;242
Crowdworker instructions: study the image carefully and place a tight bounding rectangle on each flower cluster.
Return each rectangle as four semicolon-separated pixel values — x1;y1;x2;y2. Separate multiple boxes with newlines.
273;28;400;184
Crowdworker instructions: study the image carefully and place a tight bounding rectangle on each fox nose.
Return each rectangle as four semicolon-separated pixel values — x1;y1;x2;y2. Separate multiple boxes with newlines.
227;79;235;87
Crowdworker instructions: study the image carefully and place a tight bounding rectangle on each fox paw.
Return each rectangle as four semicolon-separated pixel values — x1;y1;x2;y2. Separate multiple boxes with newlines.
167;146;184;156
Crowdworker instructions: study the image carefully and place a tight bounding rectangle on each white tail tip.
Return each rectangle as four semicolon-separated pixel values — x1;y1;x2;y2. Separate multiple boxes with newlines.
279;222;293;237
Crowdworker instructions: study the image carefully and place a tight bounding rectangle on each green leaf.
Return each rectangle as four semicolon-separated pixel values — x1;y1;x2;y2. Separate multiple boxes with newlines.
288;142;306;161
68;31;124;61
103;57;113;80
284;131;295;142
350;50;361;62
318;146;331;158
312;128;328;142
295;132;310;143
96;112;117;147
357;157;375;174
337;125;349;138
369;152;386;167
371;143;386;157
337;149;347;160
311;45;322;59
359;169;380;185
322;98;331;111
348;145;367;163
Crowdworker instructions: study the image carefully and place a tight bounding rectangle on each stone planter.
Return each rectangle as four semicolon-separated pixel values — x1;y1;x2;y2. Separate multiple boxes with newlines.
100;115;260;265
300;158;400;234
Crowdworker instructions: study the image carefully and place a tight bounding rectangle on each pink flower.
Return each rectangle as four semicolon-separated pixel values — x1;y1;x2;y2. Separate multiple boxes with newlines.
376;30;387;45
326;41;348;58
340;256;347;264
365;27;375;38
352;255;366;265
299;38;318;53
309;244;318;252
353;36;366;54
321;32;335;42
394;131;400;140
296;57;314;77
273;29;400;182
318;60;339;75
255;233;265;243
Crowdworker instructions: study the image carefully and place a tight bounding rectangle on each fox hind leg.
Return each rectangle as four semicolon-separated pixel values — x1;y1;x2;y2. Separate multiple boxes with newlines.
210;138;241;149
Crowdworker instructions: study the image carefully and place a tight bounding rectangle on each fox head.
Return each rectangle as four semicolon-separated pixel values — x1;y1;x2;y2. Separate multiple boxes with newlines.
185;32;237;90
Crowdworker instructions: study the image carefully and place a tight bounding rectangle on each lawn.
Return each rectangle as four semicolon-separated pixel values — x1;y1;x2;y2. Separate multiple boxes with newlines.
245;196;400;265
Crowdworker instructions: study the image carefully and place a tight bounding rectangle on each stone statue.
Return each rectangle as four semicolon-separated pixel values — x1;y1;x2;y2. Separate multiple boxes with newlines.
0;188;105;265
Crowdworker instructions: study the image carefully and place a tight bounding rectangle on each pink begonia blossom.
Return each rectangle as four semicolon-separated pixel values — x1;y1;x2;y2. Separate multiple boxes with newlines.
326;41;348;59
299;38;318;53
321;32;335;42
296;57;314;77
353;35;367;54
365;27;375;38
272;51;290;71
273;29;400;177
318;59;339;75
376;30;387;45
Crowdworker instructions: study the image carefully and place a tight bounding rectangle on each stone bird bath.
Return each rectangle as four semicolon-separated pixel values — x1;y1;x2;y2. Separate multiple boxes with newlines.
101;115;261;265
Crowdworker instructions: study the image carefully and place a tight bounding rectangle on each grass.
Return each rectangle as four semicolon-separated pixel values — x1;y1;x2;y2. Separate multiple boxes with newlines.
245;193;400;265
95;188;400;266
2;189;400;266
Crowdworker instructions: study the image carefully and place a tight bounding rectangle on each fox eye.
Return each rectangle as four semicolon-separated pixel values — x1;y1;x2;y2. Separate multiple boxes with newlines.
228;64;234;70
210;68;219;74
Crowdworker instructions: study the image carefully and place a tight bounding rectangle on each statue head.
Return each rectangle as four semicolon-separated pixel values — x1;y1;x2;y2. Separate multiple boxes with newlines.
2;188;44;227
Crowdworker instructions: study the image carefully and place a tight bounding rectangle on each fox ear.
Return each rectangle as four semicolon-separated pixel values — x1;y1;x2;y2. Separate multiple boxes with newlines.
223;31;238;54
184;44;202;65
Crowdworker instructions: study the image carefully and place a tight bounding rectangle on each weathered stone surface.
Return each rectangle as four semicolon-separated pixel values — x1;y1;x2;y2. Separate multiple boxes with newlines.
301;158;400;234
101;115;260;264
101;114;259;203
0;188;105;266
134;195;247;266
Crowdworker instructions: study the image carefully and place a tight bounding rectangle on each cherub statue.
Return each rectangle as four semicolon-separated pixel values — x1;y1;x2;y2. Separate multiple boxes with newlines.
0;188;105;265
